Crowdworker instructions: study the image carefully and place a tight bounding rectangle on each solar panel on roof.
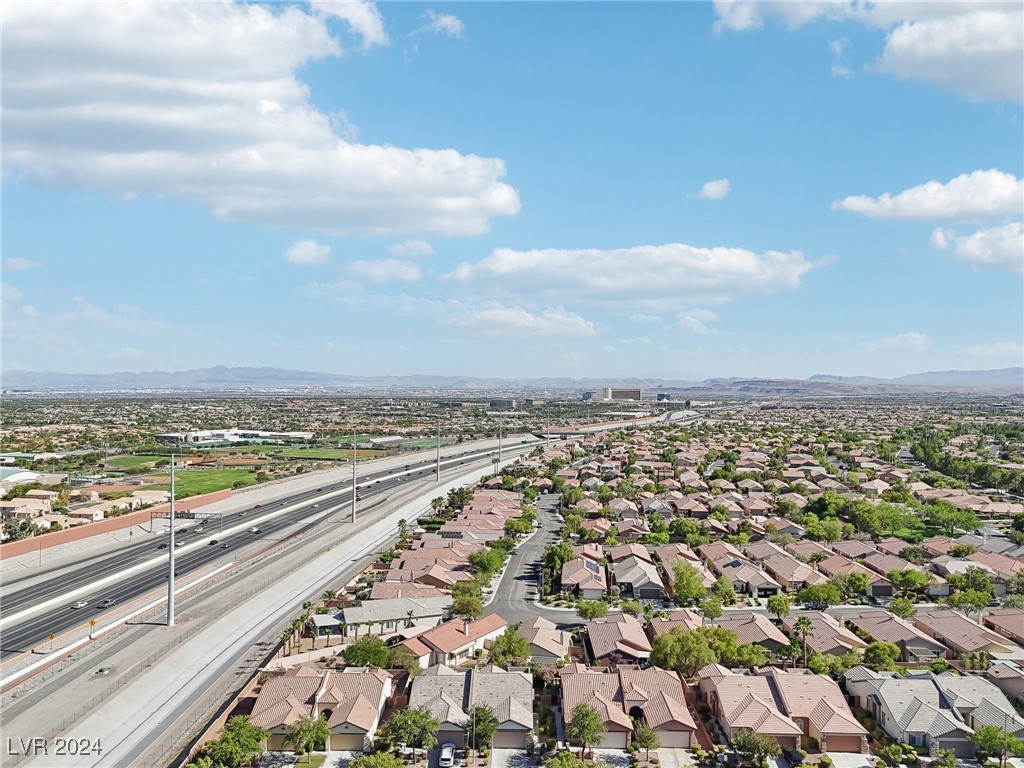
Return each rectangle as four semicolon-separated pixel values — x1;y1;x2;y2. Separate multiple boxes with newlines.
585;561;599;572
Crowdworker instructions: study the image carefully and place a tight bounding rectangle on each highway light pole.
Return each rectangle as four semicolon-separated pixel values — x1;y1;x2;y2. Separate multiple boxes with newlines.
498;416;503;464
435;415;441;482
167;453;176;627
351;427;357;524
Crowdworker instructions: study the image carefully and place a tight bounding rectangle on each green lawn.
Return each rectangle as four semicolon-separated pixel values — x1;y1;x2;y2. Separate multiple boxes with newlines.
149;469;257;497
106;454;166;470
205;446;384;461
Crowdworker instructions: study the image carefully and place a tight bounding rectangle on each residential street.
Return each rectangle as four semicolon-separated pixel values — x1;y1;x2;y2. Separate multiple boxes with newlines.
485;494;580;628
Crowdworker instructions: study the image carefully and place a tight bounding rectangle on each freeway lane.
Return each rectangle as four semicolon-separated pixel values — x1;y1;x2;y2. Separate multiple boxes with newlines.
0;441;536;659
0;442;514;617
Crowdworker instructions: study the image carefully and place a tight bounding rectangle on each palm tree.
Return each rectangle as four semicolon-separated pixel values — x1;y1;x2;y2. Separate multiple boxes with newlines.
321;589;339;604
793;616;814;668
406;609;415;628
323;628;333;649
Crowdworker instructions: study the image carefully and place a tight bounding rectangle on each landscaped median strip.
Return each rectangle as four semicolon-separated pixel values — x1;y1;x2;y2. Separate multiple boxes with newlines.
0;562;233;693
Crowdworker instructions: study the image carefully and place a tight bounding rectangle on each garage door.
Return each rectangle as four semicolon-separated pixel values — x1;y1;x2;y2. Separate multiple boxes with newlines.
267;734;288;752
600;731;629;749
492;730;527;749
825;735;862;753
332;733;365;751
439;728;466;748
657;730;692;748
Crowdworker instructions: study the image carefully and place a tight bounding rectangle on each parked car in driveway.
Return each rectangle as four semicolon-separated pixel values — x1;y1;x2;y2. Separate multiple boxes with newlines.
439;743;456;768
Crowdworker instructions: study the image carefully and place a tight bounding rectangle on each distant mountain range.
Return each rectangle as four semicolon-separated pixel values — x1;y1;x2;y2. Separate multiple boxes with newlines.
2;366;1021;394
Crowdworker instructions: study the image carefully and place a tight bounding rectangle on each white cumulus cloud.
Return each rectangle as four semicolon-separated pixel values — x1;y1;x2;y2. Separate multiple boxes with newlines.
1;283;24;302
696;178;731;200
931;222;1023;273
833;170;1023;221
285;239;332;266
389;239;435;258
2;2;519;237
678;308;730;335
420;10;466;39
309;0;389;48
448;242;826;312
445;304;595;337
348;259;422;283
4;258;42;271
860;332;930;353
713;1;1023;102
962;341;1024;358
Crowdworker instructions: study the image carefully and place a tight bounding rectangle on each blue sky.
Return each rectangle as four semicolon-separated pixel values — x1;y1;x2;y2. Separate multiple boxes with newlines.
2;1;1022;380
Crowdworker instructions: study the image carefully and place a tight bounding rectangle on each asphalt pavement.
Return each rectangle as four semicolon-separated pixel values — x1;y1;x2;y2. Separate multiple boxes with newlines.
485;494;579;628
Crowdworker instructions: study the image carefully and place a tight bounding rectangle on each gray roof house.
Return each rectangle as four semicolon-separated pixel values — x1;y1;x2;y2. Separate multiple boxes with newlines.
333;596;453;638
408;665;535;748
844;667;1024;758
612;555;665;600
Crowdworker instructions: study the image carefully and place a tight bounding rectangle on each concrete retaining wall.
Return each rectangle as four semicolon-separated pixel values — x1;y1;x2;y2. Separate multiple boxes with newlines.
0;489;232;560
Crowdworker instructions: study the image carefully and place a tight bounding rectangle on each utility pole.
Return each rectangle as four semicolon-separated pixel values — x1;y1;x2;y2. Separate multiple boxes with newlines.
351;427;357;524
435;415;441;482
167;453;175;627
498;416;503;464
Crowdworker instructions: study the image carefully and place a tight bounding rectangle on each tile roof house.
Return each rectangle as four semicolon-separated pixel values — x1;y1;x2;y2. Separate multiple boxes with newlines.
914;610;1019;658
816;555;892;597
648;610;705;639
561;665;696;748
781;612;867;656
848;610;947;662
334;596;453;638
987;662;1024;702
702;668;866;753
561;558;608;600
844;666;1024;757
832;540;878;560
408;665;534;748
612;555;665;600
760;553;829;592
982;607;1024;647
252;666;392;752
400;614;509;668
608;543;652;563
519;616;572;663
716;613;790;651
586;613;653;664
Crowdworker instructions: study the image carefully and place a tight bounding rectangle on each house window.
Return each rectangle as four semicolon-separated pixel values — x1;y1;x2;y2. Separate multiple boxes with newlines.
908;734;920;747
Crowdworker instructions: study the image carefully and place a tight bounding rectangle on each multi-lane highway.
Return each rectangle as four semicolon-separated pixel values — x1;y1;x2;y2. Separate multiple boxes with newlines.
0;440;535;660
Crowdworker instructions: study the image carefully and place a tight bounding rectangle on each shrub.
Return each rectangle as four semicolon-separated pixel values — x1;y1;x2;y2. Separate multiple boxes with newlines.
819;757;832;768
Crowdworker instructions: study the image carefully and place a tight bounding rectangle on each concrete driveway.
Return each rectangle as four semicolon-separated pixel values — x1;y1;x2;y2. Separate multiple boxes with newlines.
823;754;875;768
657;748;696;768
592;749;631;768
491;748;531;768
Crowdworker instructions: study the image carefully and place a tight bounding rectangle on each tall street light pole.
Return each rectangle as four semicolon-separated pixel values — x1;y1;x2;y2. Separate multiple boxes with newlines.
435;415;441;482
351;427;357;524
167;453;176;627
498;416;503;464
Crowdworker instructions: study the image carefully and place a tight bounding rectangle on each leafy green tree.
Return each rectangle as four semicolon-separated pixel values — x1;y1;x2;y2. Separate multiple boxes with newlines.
672;560;706;606
577;600;607;622
700;597;722;624
888;569;932;598
767;594;790;621
284;715;330;762
632;719;660;761
797;583;841;609
388;645;422;675
732;643;770;670
923;500;980;535
377;707;441;761
466;705;499;754
863;641;901;671
203;715;268;768
343;635;390;667
565;703;604;758
970;724;1024;768
469;548;505;575
949;543;976;558
888;597;917;620
650;627;717;676
620;598;643;617
731;729;782;764
713;575;736;606
947;589;990;619
488;627;531;668
350;753;405;768
544;751;586;768
947;566;994;595
453;594;485;622
832;572;869;600
545;542;575;572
